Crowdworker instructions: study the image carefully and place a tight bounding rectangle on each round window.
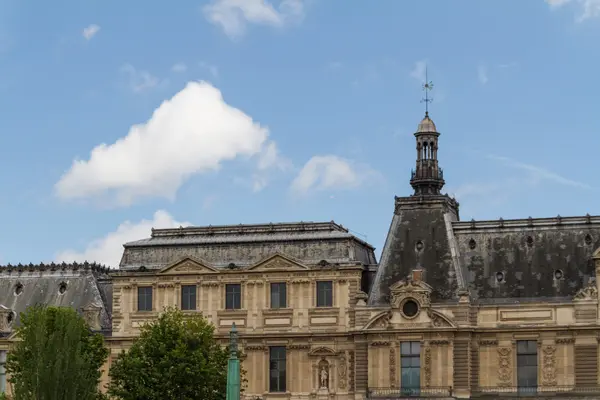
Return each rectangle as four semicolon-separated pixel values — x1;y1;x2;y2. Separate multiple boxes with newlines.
402;299;419;318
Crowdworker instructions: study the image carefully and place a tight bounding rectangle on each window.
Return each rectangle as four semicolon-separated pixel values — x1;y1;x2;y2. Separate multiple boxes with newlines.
401;341;421;396
225;284;242;310
137;286;153;311
181;285;197;311
517;340;538;394
0;350;6;394
270;282;287;309
269;346;286;392
316;281;333;307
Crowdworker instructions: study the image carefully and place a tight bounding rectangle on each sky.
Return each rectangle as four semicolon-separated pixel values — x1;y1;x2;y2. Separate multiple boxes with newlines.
0;0;599;267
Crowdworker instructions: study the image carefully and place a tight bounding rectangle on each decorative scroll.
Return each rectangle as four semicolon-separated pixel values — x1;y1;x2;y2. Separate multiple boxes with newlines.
541;345;557;386
497;347;512;386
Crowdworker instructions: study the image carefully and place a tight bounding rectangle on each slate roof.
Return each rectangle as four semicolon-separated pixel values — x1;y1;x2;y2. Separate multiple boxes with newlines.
120;221;377;269
0;262;112;335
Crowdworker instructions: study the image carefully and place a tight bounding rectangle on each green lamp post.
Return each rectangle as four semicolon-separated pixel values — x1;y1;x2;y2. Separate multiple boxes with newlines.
226;323;241;400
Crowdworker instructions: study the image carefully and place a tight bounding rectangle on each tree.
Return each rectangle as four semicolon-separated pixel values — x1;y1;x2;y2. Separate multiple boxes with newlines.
108;308;238;400
5;305;109;400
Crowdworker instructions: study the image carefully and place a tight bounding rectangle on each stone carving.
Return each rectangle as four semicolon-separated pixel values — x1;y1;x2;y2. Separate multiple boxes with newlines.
317;359;329;390
497;347;512;386
368;311;392;330
349;351;355;391
355;291;368;306
574;282;598;301
424;346;432;387
555;337;575;344
541;345;557;386
370;341;390;347
389;347;396;388
390;277;432;309
81;304;103;330
478;339;499;346
0;306;14;332
338;353;347;389
427;310;454;328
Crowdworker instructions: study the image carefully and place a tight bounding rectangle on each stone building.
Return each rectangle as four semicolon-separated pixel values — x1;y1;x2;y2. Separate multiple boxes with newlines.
1;110;600;399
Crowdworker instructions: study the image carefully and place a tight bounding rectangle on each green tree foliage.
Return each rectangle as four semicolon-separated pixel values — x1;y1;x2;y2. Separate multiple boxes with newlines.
5;305;109;400
108;308;237;400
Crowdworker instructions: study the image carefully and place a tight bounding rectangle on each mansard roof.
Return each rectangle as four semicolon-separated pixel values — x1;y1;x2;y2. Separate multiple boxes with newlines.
119;221;378;270
0;262;112;334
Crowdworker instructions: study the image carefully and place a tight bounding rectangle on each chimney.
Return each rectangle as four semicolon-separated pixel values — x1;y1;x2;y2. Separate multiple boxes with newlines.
412;269;424;282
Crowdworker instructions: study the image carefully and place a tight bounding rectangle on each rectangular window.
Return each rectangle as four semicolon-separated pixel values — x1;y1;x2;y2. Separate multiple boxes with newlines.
270;282;287;309
137;286;153;311
225;284;242;310
0;350;6;394
316;281;333;307
400;341;421;396
181;285;197;311
517;340;538;394
269;346;287;392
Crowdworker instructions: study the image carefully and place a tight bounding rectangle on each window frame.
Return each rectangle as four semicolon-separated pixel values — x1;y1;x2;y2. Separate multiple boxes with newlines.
316;280;333;307
269;346;287;393
270;282;287;309
137;286;153;312
225;283;242;310
181;284;197;311
516;340;538;394
400;341;421;396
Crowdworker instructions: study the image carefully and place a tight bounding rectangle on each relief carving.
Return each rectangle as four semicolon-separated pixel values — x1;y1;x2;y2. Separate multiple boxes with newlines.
370;341;390;347
389;278;432;309
541;345;557;386
424;346;432;387
338;353;347;390
80;304;103;330
574;282;598;301
389;347;396;388
427;310;454;328
497;347;512;386
368;311;392;330
0;306;14;332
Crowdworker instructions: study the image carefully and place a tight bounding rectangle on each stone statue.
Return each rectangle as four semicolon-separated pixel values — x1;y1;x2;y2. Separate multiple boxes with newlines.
320;365;329;388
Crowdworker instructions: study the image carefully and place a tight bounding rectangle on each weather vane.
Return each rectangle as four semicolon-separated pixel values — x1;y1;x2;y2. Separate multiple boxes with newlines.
421;66;433;116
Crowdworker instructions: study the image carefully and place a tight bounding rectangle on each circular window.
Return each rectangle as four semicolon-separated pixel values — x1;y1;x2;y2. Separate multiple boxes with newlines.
14;282;23;296
526;236;534;247
415;241;424;251
585;234;593;246
402;299;419;318
496;271;505;283
469;239;477;250
554;269;564;280
58;282;67;294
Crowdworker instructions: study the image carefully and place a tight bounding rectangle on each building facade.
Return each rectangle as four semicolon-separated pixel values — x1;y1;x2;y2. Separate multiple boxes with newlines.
1;111;600;399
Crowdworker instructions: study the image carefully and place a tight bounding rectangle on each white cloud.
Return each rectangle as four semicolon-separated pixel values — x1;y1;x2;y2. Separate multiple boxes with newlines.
172;62;187;73
82;24;100;40
410;60;427;82
56;210;189;268
477;64;488;85
545;0;600;21
120;64;162;93
55;81;280;205
290;155;377;195
199;61;219;78
203;0;305;38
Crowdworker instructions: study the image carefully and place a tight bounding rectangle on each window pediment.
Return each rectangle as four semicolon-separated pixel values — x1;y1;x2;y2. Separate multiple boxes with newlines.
158;257;219;275
248;253;308;272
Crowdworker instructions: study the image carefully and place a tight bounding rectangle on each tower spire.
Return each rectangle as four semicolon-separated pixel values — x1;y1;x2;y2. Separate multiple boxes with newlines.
421;66;434;117
410;70;445;196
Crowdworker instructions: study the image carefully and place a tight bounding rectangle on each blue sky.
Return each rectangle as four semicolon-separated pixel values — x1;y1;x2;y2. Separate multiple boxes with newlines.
0;0;598;267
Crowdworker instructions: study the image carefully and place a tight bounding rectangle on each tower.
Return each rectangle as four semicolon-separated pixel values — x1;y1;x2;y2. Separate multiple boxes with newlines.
368;71;462;304
410;77;444;196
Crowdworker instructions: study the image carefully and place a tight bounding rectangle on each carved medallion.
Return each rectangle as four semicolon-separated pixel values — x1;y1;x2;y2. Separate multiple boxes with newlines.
497;347;512;386
541;345;557;386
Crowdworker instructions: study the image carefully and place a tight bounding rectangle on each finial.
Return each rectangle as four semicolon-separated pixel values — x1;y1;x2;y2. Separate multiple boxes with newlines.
420;66;434;117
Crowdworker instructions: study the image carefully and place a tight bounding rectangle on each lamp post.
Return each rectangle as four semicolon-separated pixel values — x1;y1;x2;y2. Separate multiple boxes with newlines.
226;323;240;400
